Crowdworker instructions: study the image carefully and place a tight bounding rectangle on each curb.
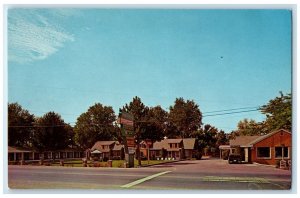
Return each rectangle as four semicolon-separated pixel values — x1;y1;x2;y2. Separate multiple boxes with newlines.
139;160;181;168
252;162;276;168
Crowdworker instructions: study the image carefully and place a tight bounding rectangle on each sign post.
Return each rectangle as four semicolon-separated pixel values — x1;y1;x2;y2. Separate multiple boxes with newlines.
118;111;135;168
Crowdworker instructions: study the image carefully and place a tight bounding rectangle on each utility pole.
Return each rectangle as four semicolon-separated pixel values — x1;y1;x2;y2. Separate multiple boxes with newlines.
118;110;134;168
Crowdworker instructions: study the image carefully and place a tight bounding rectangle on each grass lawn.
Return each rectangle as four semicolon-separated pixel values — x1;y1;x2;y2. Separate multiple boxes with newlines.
44;159;173;168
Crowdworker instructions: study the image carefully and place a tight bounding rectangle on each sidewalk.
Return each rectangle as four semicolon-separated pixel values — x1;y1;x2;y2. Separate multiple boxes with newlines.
252;162;276;168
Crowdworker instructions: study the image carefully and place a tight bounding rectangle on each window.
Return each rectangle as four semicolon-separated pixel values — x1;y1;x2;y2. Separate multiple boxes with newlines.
275;147;289;158
231;148;236;154
156;150;160;156
257;147;271;158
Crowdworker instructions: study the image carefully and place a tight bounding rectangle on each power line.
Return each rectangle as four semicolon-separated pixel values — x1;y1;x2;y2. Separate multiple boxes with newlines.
9;109;260;128
8;108;262;124
203;106;260;114
28;105;259;121
203;109;259;117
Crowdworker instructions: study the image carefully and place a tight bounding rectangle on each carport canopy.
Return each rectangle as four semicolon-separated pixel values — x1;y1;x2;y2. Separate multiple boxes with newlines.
219;145;231;150
91;149;102;154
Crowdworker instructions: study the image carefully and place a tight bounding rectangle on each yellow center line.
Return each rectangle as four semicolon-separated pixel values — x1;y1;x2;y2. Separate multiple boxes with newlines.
121;171;172;188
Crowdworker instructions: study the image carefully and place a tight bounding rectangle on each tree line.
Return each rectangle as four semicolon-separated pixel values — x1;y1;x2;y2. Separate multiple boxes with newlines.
230;92;292;138
8;92;291;158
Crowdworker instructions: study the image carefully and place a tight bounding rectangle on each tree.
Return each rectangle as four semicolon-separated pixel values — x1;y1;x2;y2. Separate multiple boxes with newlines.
33;112;70;151
231;92;292;137
192;124;229;156
194;124;218;152
74;103;117;149
215;130;229;147
65;124;76;148
259;92;292;132
141;106;168;143
169;98;202;138
232;118;265;136
121;96;148;166
8;103;35;147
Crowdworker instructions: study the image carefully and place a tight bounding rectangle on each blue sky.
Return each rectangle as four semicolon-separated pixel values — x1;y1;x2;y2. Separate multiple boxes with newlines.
7;8;292;132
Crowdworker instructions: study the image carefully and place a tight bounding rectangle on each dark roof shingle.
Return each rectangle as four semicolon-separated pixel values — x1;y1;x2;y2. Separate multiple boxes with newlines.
183;138;196;150
8;146;32;153
151;138;196;151
91;141;116;152
229;136;260;147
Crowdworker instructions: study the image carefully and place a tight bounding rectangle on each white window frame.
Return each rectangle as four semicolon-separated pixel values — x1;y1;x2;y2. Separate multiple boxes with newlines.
256;147;271;159
274;147;290;159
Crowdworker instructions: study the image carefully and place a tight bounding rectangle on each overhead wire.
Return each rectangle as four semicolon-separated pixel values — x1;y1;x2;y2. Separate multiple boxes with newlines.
203;109;259;117
203;106;260;114
8;107;261;128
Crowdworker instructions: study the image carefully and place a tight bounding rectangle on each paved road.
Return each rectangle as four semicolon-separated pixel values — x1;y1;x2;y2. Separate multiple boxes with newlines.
8;158;292;191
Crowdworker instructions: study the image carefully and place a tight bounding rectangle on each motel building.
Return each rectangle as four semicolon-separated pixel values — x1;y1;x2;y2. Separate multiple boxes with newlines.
8;146;84;164
90;141;125;160
149;138;198;160
219;129;292;166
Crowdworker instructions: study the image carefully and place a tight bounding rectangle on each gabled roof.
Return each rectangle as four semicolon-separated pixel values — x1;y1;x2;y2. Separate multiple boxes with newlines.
183;138;196;150
229;129;291;147
229;136;261;147
8;146;32;153
93;141;116;146
151;140;168;150
248;129;291;146
113;144;124;151
167;139;183;144
91;141;116;152
151;138;195;151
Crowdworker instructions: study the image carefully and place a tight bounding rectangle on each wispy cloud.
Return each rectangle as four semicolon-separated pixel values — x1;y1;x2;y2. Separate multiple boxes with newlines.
8;9;75;63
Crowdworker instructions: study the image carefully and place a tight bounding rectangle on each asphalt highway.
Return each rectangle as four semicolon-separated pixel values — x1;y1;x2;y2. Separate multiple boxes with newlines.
7;158;292;191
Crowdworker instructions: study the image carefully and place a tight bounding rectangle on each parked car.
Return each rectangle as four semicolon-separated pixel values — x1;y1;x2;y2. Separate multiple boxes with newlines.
228;153;242;164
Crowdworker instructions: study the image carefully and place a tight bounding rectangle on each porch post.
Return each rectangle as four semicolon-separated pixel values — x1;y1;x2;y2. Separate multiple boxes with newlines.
14;153;16;161
147;147;150;164
244;148;249;163
179;149;182;160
